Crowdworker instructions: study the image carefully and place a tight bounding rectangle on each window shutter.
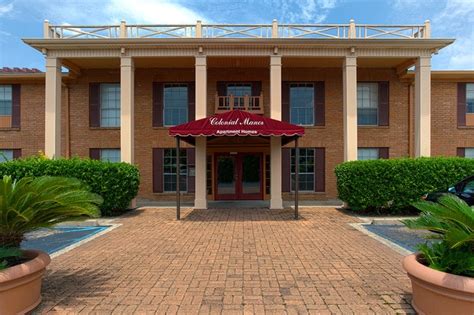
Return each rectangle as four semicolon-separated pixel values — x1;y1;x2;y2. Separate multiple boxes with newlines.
314;82;325;126
89;83;101;127
187;148;195;193
11;84;20;128
153;82;164;127
251;81;262;96
89;148;101;160
188;82;195;122
379;147;389;159
314;148;325;192
282;147;291;192
12;149;21;159
378;81;389;126
282;82;290;122
457;83;466;127
457;147;465;157
153;148;164;193
217;82;227;96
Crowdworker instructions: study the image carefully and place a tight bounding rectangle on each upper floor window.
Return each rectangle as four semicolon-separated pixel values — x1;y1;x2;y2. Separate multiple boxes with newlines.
164;84;188;126
357;83;378;125
100;84;120;127
0;149;14;163
358;148;380;160
0;85;12;128
291;148;315;191
466;83;474;114
465;148;474;159
100;149;121;162
227;83;252;97
163;148;187;192
290;83;314;126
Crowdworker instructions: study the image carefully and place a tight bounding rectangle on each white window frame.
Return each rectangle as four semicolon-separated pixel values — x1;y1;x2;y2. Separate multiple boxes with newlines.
99;149;121;163
0;149;13;163
0;85;12;117
163;149;188;192
100;83;120;127
290;148;315;192
465;148;474;159
163;83;189;127
357;148;380;161
466;83;474;114
289;83;315;126
357;83;379;126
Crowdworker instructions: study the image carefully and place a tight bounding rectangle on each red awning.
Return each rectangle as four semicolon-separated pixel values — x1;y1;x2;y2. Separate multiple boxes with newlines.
169;110;304;144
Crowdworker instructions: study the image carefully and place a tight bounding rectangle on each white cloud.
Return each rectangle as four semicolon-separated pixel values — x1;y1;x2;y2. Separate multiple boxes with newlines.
431;0;474;69
0;2;13;16
105;0;209;24
275;0;338;23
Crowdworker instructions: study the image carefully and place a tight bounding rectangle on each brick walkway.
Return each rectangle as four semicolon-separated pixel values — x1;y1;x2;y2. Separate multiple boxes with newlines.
36;207;414;314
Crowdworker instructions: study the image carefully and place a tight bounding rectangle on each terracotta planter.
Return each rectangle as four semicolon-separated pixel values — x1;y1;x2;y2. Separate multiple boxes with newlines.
0;250;51;314
403;253;474;315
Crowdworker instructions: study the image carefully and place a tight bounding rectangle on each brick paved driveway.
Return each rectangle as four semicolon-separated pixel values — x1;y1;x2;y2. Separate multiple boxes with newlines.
36;207;413;314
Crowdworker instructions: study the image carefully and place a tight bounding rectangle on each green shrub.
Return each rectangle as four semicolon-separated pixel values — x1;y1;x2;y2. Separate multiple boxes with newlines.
0;156;140;216
335;157;474;214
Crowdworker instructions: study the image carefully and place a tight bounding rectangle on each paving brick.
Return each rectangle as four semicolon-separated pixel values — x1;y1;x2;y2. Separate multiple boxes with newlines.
36;207;413;314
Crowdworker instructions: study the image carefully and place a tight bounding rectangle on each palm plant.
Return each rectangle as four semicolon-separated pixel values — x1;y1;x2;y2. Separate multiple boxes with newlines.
0;175;102;249
402;195;474;277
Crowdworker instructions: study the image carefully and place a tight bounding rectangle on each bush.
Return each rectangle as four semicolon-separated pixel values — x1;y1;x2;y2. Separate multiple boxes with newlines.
335;157;474;214
0;156;140;216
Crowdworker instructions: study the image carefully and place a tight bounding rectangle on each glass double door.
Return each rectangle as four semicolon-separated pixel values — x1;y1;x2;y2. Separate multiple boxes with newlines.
215;153;263;200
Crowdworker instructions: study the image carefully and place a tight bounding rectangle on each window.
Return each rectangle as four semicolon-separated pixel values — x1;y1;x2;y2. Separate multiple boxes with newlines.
462;179;474;194
0;85;12;128
467;83;474;113
100;149;121;162
0;149;13;163
100;84;120;127
291;148;314;191
163;149;187;192
357;83;378;125
290;83;314;125
465;148;474;159
358;148;380;160
226;83;252;97
164;84;188;126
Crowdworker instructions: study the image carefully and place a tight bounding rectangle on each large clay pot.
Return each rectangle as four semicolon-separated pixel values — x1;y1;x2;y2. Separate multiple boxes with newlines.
403;253;474;315
0;250;51;314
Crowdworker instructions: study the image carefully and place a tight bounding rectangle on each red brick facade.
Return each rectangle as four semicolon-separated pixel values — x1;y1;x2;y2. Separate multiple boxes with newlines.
1;69;473;201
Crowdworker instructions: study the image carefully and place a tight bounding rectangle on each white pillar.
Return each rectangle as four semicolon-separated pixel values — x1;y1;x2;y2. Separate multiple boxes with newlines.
195;55;208;209
343;56;358;161
120;56;134;163
45;57;62;158
270;55;283;209
414;56;431;157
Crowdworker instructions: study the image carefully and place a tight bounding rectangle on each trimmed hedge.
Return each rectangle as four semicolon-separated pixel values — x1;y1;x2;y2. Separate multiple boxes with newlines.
0;156;140;216
335;157;474;214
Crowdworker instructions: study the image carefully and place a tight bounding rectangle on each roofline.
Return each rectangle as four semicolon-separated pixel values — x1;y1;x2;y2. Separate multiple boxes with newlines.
22;38;454;52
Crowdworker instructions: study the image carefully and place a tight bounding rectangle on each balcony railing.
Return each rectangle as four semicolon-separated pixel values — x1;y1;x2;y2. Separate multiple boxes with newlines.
215;93;264;114
43;19;431;39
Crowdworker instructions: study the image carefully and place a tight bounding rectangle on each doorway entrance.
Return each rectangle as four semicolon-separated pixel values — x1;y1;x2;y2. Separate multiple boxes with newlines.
215;153;263;200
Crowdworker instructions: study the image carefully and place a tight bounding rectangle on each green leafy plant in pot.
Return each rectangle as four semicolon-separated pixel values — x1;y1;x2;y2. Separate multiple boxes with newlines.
0;175;102;313
402;195;474;315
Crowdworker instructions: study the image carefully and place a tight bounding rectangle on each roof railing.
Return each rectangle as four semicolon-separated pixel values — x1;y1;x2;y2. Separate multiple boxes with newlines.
43;19;431;40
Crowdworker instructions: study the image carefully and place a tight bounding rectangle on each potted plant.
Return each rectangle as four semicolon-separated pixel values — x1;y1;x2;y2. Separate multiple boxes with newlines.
0;175;102;314
402;195;474;315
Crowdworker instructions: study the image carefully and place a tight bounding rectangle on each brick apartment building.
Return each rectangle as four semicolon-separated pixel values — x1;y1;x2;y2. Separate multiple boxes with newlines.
0;20;473;208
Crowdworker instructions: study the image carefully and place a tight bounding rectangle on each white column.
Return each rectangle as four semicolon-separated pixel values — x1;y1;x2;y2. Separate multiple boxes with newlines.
120;56;134;163
414;56;431;157
270;55;283;209
45;57;62;158
343;56;358;161
195;55;207;209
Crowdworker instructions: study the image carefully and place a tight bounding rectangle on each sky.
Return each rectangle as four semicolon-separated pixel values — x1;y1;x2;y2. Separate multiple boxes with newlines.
0;0;473;71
